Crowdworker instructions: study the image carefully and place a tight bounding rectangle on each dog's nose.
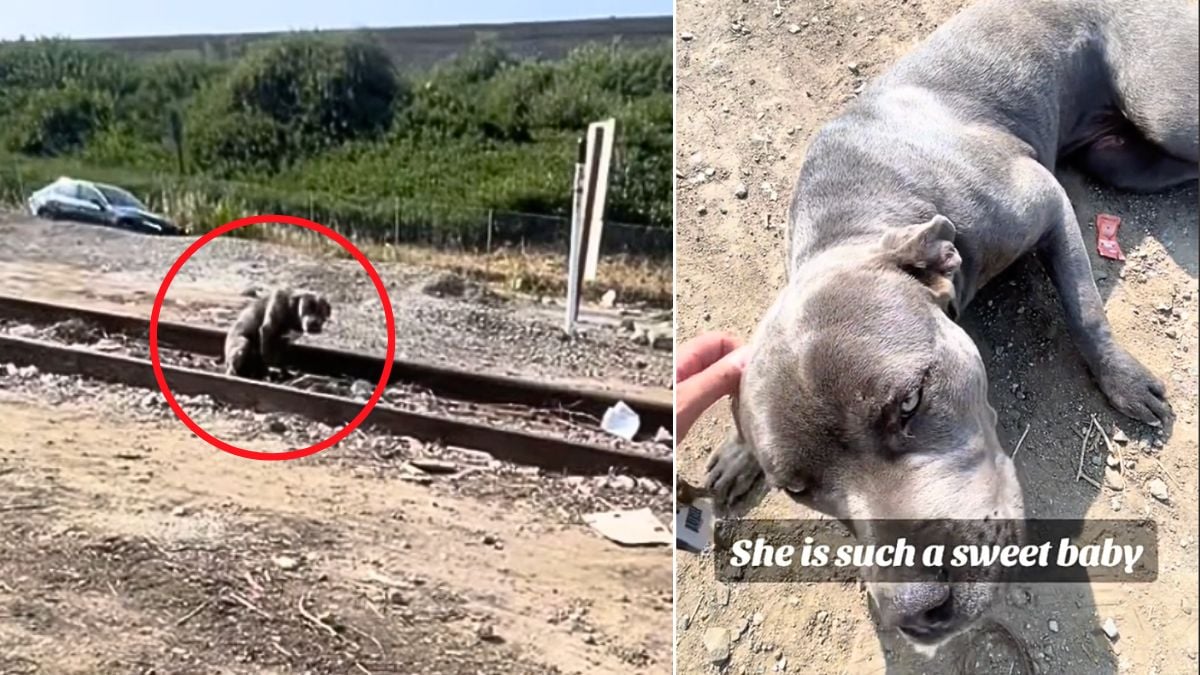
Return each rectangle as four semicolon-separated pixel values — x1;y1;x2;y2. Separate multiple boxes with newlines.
890;583;955;639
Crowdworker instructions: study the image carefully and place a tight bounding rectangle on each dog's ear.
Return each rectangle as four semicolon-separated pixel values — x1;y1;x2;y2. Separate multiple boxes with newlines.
880;214;961;278
879;215;962;319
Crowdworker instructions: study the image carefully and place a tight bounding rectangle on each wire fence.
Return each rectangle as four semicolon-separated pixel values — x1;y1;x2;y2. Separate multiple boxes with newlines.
0;158;672;259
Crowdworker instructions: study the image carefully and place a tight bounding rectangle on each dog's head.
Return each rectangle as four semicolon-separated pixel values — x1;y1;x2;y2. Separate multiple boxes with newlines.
732;215;1023;648
296;293;332;335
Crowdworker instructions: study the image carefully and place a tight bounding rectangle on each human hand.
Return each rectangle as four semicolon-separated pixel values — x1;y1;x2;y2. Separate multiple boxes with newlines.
675;332;751;442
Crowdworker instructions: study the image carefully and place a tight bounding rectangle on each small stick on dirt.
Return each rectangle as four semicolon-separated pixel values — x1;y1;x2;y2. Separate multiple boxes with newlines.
367;569;410;589
269;642;295;658
227;591;272;619
0;580;15;593
354;662;373;675
1012;424;1031;459
174;600;211;626
1155;460;1181;491
346;623;384;651
1079;473;1102;490
243;571;264;595
1090;415;1123;473
1076;423;1093;483
298;591;340;638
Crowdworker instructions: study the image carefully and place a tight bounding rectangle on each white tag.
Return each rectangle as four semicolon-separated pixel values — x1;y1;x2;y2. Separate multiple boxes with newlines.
675;497;715;553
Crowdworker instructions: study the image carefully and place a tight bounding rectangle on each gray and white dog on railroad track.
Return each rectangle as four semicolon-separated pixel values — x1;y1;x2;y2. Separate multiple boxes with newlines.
224;288;332;380
704;0;1198;656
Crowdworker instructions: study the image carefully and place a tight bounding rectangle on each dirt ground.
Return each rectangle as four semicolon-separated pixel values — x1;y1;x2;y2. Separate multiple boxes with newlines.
673;1;1198;674
0;219;674;673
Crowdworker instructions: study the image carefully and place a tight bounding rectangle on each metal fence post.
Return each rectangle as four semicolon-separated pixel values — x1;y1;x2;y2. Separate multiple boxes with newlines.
486;209;494;254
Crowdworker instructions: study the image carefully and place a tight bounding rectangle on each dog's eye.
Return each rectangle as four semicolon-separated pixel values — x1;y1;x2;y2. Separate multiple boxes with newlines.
899;387;922;419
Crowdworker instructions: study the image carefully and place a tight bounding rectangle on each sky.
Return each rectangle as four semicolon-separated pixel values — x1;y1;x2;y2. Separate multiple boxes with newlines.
0;0;672;40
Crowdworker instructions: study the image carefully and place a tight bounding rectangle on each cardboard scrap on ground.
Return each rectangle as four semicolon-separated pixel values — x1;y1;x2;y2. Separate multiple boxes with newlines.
1096;213;1125;261
583;508;672;546
674;497;714;554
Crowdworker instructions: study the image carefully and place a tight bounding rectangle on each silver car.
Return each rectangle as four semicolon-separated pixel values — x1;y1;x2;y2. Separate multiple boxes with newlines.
28;176;181;235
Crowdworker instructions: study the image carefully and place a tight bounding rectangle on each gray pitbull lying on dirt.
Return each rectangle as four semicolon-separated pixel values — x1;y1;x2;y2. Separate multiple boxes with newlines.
705;0;1198;652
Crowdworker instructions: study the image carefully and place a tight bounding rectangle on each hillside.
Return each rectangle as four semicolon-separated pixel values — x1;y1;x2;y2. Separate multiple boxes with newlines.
0;20;672;258
70;16;672;72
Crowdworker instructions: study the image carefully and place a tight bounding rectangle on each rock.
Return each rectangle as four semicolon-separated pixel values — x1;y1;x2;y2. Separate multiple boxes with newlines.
703;627;732;664
422;272;468;298
752;611;765;627
1048;619;1059;633
697;205;708;216
273;555;300;571
266;417;288;434
1148;478;1170;502
680;31;695;41
1102;617;1120;641
1104;468;1125;491
636;477;660;492
735;183;749;199
477;621;503;643
1106;453;1121;468
847;62;861;74
788;24;801;33
610;475;636;490
1010;586;1031;606
387;589;410;605
171;506;187;517
1165;327;1179;339
350;380;374;398
678;615;691;631
1110;496;1123;512
410;458;458;474
3;363;17;377
600;289;618;308
715;584;730;606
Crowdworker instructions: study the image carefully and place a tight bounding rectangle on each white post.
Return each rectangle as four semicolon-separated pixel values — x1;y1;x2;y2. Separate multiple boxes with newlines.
565;158;585;334
581;118;616;282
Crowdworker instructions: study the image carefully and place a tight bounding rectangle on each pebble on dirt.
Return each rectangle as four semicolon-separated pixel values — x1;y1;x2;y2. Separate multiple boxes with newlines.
735;183;749;199
1148;478;1170;502
703;626;732;664
1102;617;1120;641
272;555;301;571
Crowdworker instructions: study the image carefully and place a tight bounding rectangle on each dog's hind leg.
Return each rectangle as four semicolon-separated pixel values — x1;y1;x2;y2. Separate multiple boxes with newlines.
1105;0;1199;165
1072;119;1199;193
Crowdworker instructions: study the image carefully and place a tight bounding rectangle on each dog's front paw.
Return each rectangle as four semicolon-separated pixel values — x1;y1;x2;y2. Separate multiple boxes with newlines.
1096;349;1173;427
704;435;764;514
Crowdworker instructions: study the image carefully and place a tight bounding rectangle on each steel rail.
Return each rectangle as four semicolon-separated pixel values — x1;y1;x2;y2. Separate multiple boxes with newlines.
0;334;671;480
0;294;673;433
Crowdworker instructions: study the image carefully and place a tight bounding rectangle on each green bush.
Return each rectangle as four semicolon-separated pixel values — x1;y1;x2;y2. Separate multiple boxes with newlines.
221;34;404;150
0;32;672;238
5;86;115;156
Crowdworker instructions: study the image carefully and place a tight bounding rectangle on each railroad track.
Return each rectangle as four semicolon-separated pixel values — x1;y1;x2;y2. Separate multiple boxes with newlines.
0;295;673;481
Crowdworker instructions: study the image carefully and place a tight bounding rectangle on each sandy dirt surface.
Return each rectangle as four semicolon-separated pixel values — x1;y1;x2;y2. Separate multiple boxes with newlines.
0;217;675;673
673;1;1198;674
0;371;673;674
